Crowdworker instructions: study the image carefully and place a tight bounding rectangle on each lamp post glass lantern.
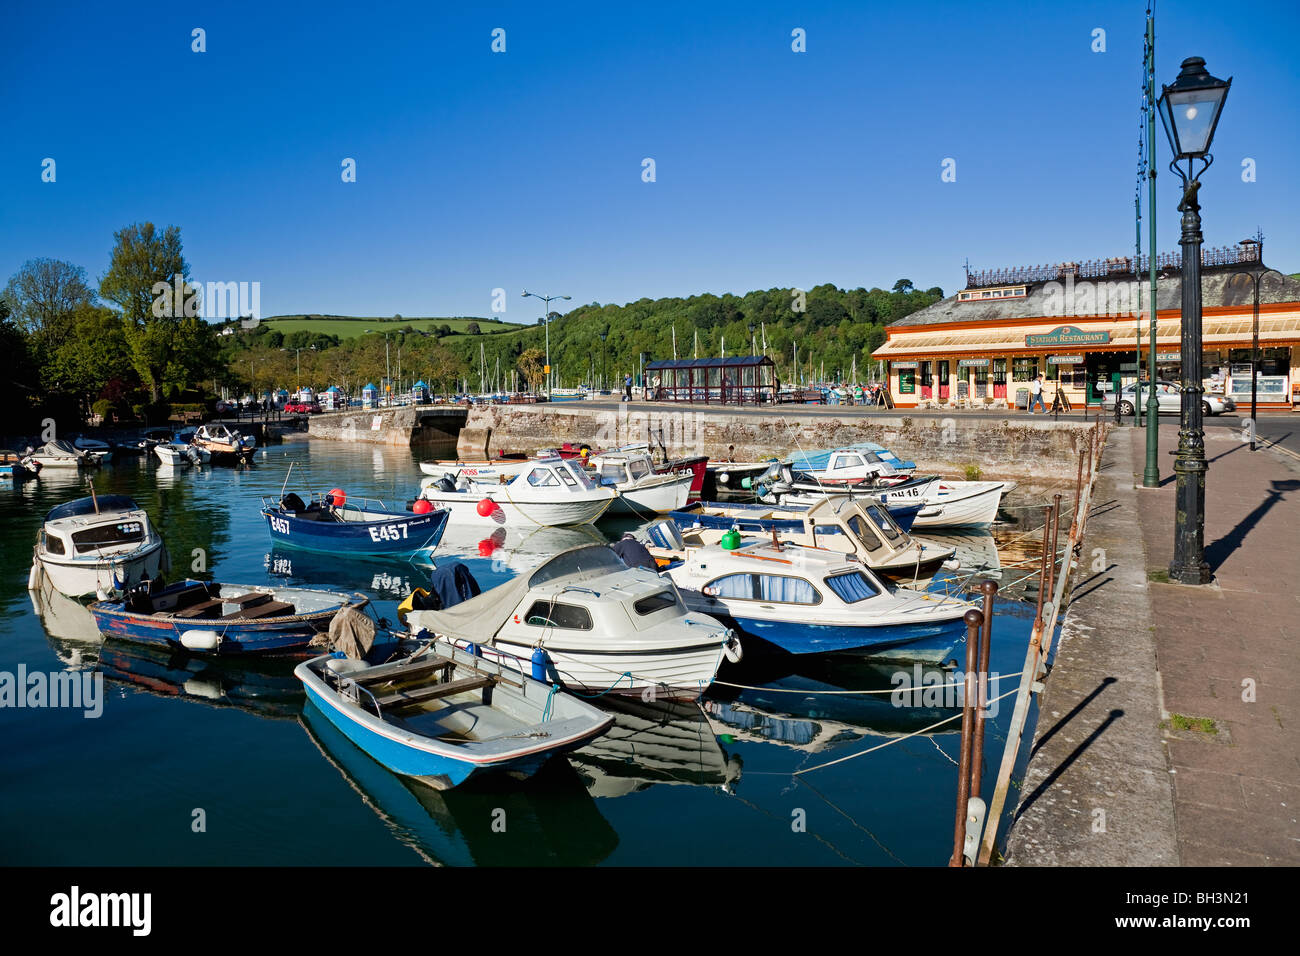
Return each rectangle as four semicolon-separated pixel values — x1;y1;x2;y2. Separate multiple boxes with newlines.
1158;55;1231;586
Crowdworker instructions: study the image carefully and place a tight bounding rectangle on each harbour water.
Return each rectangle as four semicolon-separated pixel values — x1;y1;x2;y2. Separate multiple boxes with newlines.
1;440;1053;866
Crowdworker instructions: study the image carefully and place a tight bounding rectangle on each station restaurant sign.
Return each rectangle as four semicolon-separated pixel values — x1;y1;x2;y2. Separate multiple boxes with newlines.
1025;326;1111;348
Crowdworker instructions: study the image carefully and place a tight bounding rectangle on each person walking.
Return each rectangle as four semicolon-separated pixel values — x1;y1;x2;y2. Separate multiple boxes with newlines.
623;374;633;402
1028;373;1047;414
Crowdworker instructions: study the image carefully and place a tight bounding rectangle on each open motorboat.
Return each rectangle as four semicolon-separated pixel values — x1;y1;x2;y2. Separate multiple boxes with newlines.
703;450;782;498
646;495;956;584
155;442;210;466
418;457;615;528
29;494;168;598
405;545;742;700
262;491;449;556
28;439;105;469
193;422;256;461
583;443;708;503
296;637;613;790
1;449;42;481
89;578;368;655
663;539;975;660
587;450;693;516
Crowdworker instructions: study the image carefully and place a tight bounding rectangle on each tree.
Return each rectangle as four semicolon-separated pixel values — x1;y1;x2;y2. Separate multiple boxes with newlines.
2;258;95;347
892;279;915;294
99;223;191;401
42;303;135;411
517;347;545;391
466;321;480;334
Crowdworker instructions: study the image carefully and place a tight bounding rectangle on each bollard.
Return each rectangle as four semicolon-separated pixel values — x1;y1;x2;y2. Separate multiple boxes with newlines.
950;607;984;867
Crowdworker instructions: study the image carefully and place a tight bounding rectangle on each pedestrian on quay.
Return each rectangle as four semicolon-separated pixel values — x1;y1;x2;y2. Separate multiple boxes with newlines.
1028;373;1047;414
623;374;632;402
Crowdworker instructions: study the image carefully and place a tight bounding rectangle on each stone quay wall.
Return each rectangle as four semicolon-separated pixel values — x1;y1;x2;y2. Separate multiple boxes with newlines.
457;404;1094;479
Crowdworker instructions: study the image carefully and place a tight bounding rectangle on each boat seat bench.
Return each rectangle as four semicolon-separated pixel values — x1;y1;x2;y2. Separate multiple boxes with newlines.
224;601;295;620
372;675;494;709
349;656;453;685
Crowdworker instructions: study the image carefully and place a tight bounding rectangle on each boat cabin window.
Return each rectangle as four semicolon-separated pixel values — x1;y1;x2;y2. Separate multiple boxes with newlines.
628;459;651;481
702;573;757;600
599;463;625;483
561;460;598;490
756;574;821;605
633;591;678;615
72;520;145;553
42;531;66;555
527;467;560;487
864;504;901;541
830;454;863;471
824;571;879;603
846;515;883;552
555;467;577;487
524;600;593;630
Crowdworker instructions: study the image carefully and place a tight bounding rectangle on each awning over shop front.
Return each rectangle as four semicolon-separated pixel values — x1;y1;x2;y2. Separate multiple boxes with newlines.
871;310;1300;360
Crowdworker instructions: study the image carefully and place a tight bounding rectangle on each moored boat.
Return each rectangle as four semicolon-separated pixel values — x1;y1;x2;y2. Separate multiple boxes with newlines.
89;578;368;655
262;491;449;556
193;422;256;461
29;439;104;469
405;545;742;700
1;449;42;481
418;457;615;528
295;637;614;790
587;450;693;516
31;494;168;598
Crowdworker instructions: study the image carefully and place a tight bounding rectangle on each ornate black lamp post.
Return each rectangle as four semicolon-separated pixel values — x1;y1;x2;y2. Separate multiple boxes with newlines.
1157;56;1231;585
1229;238;1283;452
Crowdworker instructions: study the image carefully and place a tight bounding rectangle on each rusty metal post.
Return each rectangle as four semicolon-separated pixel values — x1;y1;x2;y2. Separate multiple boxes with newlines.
1045;494;1063;603
971;580;998;799
1034;505;1051;625
1069;436;1085;539
950;607;984;866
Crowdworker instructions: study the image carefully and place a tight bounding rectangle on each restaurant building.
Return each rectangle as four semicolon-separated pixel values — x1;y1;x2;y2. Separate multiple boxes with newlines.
871;240;1300;410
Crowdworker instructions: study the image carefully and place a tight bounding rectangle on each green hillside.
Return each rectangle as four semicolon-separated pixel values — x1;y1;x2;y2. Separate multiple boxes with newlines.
257;315;521;339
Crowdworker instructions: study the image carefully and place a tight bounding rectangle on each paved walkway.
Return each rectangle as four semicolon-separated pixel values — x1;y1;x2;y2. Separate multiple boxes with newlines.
1132;423;1300;865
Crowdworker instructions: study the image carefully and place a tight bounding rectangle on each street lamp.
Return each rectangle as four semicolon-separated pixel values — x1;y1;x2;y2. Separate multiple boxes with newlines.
599;326;608;392
280;345;316;391
1158;55;1231;586
1228;238;1284;452
521;290;571;397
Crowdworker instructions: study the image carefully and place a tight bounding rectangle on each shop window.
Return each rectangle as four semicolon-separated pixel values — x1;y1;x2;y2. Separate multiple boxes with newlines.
919;362;933;388
973;366;989;385
992;359;1007;385
1012;358;1038;382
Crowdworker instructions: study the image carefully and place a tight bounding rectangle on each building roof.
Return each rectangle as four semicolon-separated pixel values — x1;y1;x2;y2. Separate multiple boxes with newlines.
891;266;1300;330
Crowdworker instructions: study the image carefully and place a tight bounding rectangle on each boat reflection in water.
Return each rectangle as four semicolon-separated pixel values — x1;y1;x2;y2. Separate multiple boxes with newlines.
435;523;606;577
912;529;1002;581
300;701;619;866
265;548;425;599
702;653;963;753
97;640;304;719
30;586;103;669
568;697;743;798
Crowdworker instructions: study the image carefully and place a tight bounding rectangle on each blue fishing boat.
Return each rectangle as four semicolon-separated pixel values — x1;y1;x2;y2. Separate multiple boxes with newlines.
89;579;368;656
295;638;614;790
261;491;449;556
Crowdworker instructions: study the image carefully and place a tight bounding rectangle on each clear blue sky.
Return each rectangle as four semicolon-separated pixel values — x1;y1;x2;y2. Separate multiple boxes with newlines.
2;0;1297;320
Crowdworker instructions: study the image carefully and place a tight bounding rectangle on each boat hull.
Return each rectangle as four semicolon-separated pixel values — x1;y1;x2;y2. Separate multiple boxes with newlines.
910;482;1008;529
606;474;693;516
706;612;966;659
421;493;613;528
263;506;449;555
34;539;167;599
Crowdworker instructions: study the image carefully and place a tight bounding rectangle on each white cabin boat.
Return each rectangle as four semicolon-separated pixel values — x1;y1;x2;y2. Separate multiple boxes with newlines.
30;494;168;598
590;451;693;515
405;545;742;700
418;457;615;528
663;539;974;660
193;423;256;460
418;457;534;482
29;439;104;469
155;443;210;466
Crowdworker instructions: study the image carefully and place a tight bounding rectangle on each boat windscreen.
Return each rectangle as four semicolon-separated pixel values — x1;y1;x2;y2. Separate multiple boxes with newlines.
45;495;141;522
529;545;626;588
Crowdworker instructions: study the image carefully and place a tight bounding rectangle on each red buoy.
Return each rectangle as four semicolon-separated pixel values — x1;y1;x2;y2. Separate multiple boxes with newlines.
476;498;496;517
477;537;497;557
412;499;433;515
329;488;346;506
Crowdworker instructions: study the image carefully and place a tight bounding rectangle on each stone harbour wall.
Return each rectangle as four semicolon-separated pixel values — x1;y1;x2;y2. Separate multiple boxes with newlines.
457;404;1095;479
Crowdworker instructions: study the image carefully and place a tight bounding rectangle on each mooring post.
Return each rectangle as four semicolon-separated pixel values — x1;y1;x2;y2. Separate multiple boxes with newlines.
1034;504;1052;625
1069;437;1085;540
950;607;984;866
1046;494;1063;601
971;579;999;798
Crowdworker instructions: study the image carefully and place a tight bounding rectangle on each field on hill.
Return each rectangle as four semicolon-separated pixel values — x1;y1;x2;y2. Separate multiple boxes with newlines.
259;315;524;339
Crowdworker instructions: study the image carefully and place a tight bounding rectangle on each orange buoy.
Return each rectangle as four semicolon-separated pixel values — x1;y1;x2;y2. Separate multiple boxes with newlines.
329;488;346;506
412;499;433;515
476;498;496;517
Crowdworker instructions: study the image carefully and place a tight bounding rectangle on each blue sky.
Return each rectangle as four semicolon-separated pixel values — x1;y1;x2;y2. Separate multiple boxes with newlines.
2;0;1297;320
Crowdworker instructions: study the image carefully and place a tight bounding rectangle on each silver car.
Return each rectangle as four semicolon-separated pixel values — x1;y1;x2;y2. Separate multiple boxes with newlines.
1101;380;1236;416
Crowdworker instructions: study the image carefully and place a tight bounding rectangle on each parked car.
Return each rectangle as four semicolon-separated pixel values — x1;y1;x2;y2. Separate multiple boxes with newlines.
284;400;322;414
1101;380;1236;417
214;400;237;413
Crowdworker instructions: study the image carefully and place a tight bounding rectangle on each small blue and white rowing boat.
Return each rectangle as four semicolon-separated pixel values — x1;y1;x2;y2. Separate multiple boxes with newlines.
295;638;614;790
664;539;975;659
262;491;449;556
89;579;368;655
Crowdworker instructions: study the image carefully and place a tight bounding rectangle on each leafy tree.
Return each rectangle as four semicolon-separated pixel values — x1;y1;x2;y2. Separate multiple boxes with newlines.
99;222;191;402
517;347;545;390
42;303;135;411
892;279;915;294
1;257;95;342
466;322;480;334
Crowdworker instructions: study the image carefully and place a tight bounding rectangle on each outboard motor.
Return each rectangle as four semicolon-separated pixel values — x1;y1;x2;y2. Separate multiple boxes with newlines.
281;492;307;513
437;474;457;492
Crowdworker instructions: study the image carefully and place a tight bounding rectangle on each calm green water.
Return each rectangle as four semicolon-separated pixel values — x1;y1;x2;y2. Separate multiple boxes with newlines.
0;440;1045;866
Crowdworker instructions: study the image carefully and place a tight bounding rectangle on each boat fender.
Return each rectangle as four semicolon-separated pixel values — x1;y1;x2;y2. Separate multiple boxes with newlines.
719;472;730;485
723;633;743;664
740;477;752;489
27;564;38;592
531;647;550;681
179;629;222;652
183;677;223;700
464;643;480;657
